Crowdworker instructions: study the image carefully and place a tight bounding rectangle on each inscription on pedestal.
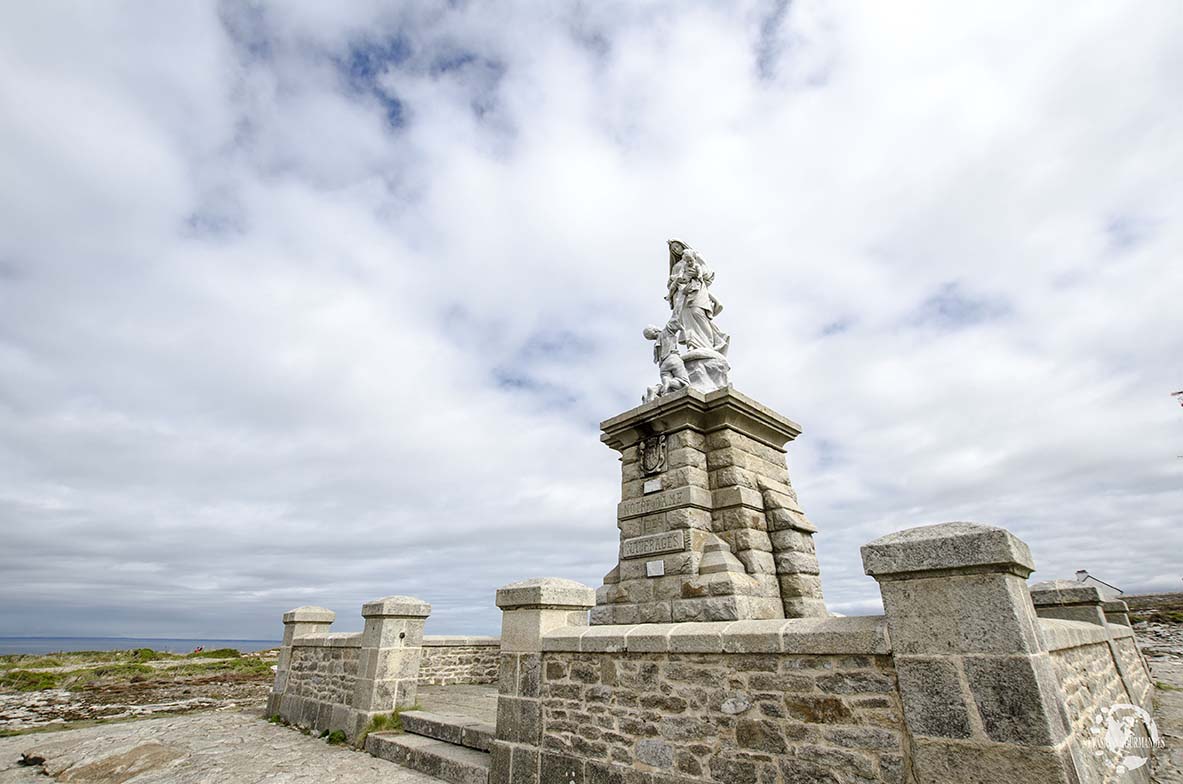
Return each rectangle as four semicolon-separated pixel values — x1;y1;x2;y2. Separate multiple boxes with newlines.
622;530;686;560
618;485;711;520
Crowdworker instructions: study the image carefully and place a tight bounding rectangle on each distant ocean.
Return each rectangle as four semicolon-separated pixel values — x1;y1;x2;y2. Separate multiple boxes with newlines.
0;637;281;656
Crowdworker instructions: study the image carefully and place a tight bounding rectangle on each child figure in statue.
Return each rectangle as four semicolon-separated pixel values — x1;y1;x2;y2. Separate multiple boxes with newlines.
642;321;690;403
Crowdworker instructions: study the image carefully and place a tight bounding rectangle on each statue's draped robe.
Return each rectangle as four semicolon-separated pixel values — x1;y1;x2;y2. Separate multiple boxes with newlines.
669;260;729;356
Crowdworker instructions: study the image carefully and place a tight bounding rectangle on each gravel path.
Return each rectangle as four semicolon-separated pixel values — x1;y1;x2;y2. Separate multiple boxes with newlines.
0;708;443;783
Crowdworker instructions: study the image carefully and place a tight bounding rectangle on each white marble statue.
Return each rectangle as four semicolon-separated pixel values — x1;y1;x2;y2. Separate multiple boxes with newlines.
642;321;690;403
644;240;731;400
667;240;729;357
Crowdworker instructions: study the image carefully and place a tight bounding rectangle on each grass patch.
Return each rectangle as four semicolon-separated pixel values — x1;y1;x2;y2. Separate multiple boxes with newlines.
2;663;160;692
65;664;155;689
327;729;347;745
0;651;271;693
0;670;63;692
168;658;272;678
1157;681;1180;692
187;648;241;659
129;648;163;662
0;649;182;673
357;704;422;746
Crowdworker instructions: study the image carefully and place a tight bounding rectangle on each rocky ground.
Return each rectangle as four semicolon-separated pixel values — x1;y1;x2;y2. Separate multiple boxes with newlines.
0;649;277;734
1131;594;1183;782
0;709;441;783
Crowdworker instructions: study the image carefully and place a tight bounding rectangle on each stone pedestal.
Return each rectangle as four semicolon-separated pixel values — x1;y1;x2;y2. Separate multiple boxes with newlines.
592;386;826;625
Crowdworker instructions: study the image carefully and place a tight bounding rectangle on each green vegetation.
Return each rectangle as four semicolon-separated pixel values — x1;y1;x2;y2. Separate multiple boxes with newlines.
186;648;241;659
0;647;275;693
1131;609;1183;625
326;730;347;745
357;704;422;745
74;663;154;684
1;663;155;691
0;669;63;692
167;658;271;677
1157;681;1179;692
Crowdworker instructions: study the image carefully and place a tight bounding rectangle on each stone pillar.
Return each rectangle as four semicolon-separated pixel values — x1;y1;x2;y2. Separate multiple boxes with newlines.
267;605;334;717
1029;579;1107;625
348;595;431;740
490;578;595;784
1102;599;1132;627
862;523;1078;784
594;387;825;625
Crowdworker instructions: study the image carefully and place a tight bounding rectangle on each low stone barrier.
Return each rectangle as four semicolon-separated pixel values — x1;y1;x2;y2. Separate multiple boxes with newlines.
537;617;902;782
266;596;431;742
489;524;1159;784
419;635;501;685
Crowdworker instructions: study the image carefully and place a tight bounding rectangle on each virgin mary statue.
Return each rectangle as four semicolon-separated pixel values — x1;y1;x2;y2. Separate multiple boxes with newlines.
666;240;730;357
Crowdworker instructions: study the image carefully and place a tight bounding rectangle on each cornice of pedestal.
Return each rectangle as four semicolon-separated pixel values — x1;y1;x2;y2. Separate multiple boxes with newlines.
600;386;802;452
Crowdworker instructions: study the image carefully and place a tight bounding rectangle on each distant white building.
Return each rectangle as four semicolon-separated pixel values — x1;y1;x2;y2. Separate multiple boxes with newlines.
1075;569;1123;600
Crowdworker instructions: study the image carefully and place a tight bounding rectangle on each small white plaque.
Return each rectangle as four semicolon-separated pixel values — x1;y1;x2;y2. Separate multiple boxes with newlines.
642;478;663;495
645;560;665;578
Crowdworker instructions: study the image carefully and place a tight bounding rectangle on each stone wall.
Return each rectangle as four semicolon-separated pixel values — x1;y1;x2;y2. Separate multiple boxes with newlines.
492;614;902;784
418;636;500;685
540;650;904;783
493;525;1162;784
267;597;431;742
282;634;363;728
1041;619;1156;783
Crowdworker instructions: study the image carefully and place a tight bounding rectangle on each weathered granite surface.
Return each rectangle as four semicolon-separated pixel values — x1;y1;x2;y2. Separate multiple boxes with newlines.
0;709;443;783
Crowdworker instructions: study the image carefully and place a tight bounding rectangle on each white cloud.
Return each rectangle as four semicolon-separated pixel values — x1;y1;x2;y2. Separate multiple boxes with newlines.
0;0;1179;637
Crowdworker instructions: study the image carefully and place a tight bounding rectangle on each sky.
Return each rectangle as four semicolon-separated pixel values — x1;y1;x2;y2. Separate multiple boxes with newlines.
0;1;1180;640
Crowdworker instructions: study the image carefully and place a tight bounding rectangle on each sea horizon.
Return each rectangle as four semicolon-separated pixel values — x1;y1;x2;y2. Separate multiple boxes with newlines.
0;636;281;656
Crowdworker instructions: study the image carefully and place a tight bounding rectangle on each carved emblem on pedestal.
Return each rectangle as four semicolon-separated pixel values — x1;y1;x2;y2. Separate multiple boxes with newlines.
640;434;667;475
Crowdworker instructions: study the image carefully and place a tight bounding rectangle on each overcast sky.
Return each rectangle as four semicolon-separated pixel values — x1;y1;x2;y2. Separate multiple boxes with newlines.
0;1;1180;641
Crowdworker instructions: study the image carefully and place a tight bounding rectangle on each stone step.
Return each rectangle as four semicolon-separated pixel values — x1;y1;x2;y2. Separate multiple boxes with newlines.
399;710;495;752
366;732;490;784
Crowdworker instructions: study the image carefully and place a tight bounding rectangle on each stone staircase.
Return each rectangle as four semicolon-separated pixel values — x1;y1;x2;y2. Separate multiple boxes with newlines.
365;710;493;784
